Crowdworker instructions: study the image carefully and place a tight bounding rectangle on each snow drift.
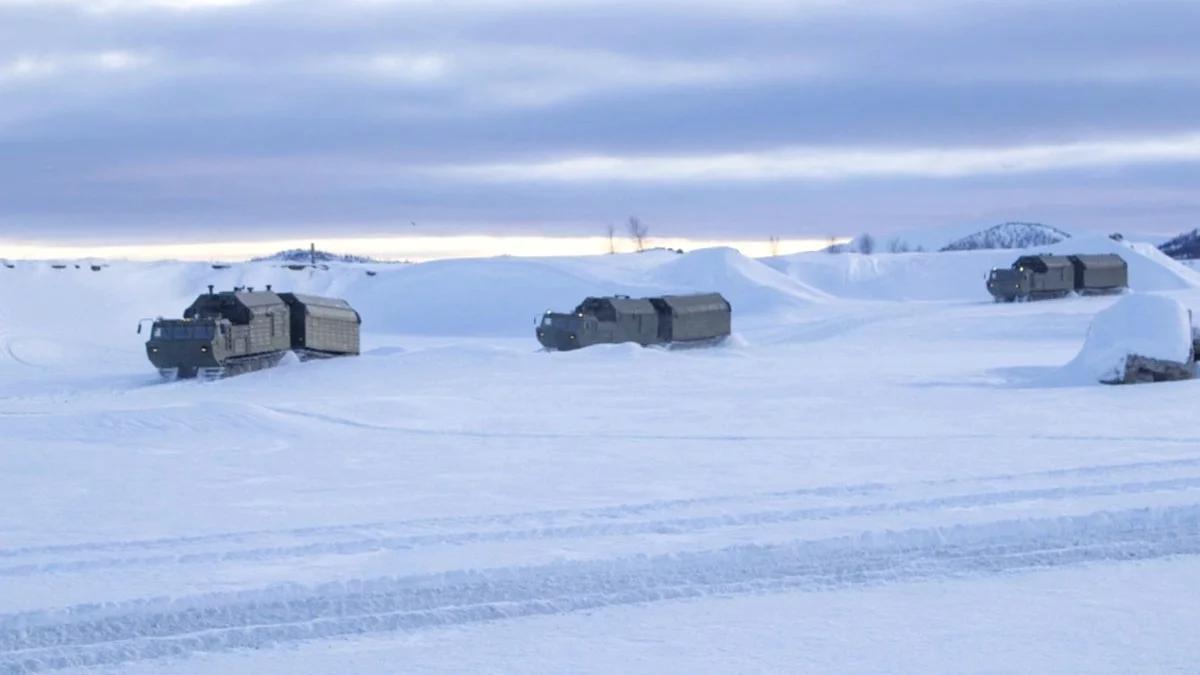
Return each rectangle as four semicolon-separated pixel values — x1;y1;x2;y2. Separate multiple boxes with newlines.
1062;294;1194;384
650;247;827;314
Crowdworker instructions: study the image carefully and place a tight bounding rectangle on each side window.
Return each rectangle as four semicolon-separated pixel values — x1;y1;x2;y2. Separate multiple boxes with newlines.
152;326;163;338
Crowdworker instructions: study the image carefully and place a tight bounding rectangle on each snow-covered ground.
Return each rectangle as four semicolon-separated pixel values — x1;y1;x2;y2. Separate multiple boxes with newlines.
3;237;1200;673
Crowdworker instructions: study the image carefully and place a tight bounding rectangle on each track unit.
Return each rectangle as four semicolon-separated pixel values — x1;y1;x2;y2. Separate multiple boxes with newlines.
143;286;361;379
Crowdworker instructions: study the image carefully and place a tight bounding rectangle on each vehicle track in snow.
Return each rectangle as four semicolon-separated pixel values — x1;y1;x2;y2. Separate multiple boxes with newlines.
261;403;1200;446
2;473;1199;578
4;454;1200;568
2;504;1198;673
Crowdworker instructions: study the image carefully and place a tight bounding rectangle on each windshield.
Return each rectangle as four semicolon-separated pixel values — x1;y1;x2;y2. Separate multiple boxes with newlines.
542;314;582;328
152;323;215;340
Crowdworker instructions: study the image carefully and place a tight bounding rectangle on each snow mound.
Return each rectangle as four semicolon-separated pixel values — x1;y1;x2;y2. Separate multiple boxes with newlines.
1062;294;1193;384
941;222;1071;252
651;247;827;313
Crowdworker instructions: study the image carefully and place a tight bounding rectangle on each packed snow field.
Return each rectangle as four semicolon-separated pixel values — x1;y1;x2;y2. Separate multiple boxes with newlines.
3;237;1200;673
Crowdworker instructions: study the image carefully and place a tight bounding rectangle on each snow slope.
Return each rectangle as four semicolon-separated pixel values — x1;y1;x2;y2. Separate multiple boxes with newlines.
3;244;1200;673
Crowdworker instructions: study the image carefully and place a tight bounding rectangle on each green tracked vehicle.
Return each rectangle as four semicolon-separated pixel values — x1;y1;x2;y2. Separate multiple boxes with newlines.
142;285;361;379
536;292;731;351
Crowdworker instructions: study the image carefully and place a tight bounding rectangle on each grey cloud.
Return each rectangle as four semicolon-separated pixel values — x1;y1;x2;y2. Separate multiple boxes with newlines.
0;0;1197;242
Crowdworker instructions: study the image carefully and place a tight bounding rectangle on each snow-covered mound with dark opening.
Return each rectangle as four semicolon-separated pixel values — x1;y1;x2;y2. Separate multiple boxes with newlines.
940;222;1070;252
1159;229;1200;260
1059;294;1194;384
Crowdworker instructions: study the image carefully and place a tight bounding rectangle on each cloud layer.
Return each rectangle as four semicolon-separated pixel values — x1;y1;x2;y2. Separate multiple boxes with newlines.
0;0;1197;243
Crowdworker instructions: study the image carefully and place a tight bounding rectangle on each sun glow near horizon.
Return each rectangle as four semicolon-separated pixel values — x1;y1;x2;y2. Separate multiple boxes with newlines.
0;234;847;263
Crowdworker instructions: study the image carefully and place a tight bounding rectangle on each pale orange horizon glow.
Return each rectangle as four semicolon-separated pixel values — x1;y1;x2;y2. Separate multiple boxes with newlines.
0;234;848;263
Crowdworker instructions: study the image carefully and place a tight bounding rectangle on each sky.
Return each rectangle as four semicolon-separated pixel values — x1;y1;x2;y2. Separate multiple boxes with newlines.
0;0;1198;257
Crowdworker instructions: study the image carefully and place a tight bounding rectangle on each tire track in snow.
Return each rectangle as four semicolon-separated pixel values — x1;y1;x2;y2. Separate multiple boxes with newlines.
262;403;1200;447
3;474;1199;578
5;454;1200;562
1;504;1198;672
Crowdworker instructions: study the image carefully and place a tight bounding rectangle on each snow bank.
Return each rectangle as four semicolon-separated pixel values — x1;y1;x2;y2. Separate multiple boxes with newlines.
651;247;826;313
767;235;1200;301
0;248;820;357
1062;294;1193;384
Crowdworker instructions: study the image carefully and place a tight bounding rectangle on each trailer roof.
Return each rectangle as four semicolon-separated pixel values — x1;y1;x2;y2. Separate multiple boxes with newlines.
579;296;656;315
1071;254;1127;270
1014;255;1073;273
659;293;730;314
230;291;286;308
278;293;361;323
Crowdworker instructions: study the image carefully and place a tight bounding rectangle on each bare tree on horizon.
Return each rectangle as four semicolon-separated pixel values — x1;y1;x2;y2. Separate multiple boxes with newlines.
606;224;616;254
856;233;876;255
627;216;649;252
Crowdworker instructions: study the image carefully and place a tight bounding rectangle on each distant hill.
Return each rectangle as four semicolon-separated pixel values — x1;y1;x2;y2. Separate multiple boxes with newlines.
251;248;377;264
1158;229;1200;260
940;222;1071;252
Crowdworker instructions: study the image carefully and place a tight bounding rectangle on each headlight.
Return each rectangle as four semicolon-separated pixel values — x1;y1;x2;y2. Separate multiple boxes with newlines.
200;346;209;352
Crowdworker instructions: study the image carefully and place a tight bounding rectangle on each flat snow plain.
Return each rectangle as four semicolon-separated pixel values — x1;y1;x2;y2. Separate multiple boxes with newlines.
2;237;1200;673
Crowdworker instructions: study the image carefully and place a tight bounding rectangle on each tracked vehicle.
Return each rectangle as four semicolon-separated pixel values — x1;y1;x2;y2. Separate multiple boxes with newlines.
987;253;1127;302
142;286;361;379
537;292;731;351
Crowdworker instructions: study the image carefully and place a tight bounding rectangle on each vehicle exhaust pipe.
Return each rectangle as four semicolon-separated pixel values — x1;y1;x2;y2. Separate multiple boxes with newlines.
208;285;214;295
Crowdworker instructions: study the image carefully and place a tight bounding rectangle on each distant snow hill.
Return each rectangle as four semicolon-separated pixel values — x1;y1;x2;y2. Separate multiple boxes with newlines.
251;248;377;264
1158;229;1200;260
940;222;1071;252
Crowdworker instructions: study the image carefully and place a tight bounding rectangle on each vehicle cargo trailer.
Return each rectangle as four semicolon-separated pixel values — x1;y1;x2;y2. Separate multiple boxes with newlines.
650;293;733;343
278;293;362;355
1069;254;1128;293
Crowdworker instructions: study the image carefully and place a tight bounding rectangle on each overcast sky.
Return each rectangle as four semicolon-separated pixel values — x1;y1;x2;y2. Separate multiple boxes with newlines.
1;0;1198;246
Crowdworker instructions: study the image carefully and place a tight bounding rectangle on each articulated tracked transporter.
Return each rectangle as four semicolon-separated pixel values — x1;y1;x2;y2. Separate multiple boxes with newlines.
537;293;731;351
986;253;1127;302
143;286;361;379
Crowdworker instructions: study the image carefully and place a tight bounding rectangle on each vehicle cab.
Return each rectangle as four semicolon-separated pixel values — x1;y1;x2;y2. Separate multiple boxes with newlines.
144;318;226;377
536;311;597;350
986;266;1029;302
